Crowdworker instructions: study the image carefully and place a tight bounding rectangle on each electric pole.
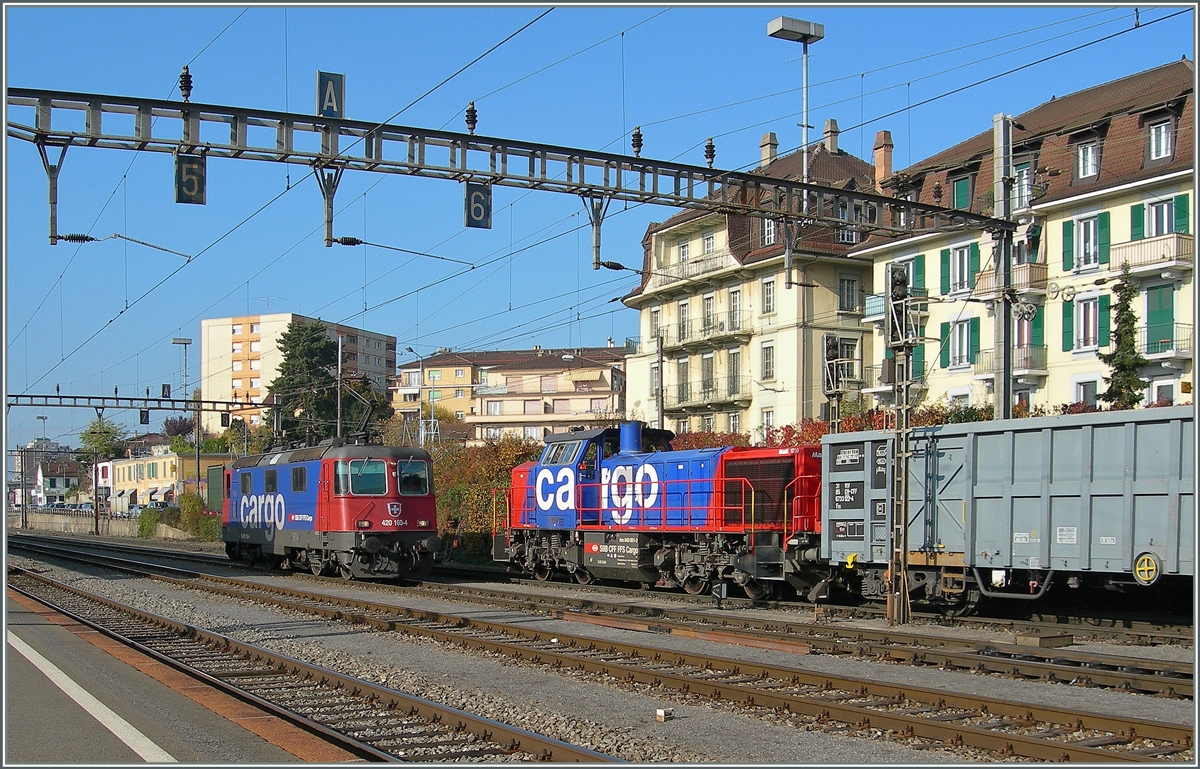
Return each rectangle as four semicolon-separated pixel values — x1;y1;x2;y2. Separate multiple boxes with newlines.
993;113;1015;419
884;263;915;625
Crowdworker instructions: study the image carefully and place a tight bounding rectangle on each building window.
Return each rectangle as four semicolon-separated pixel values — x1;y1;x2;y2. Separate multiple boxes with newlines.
729;412;741;434
374;339;382;349
232;379;242;389
950;321;971;367
676;358;689;401
232;360;243;372
1152;380;1175;406
524;426;541;440
761;342;775;381
761;409;774;430
232;342;242;353
1013;162;1032;209
250;359;260;370
762;218;777;247
702;415;715;432
950;245;972;292
455;411;465;420
702;295;716;332
455;369;465;378
649;308;661;338
761;278;775;314
1076;297;1099;349
837;339;858;382
405;371;420;387
485;427;502;441
402;393;418;403
703;232;715;255
553;399;570;414
249;323;260;334
728;289;741;330
231;324;242;335
541;375;557;393
676;419;690;434
650;363;660;398
430;390;441;401
1077;216;1099;267
1150;120;1172;160
678;240;689;263
1077;141;1098;178
428;370;441;381
524;400;540;415
1149;200;1174;237
346;335;357;345
727;349;741;394
487;401;502;415
677;301;690;341
590;397;607;413
249;378;260;389
1077;380;1098;407
455;389;465;399
952;176;971;209
838;277;858;312
701;354;715;395
249;341;260;352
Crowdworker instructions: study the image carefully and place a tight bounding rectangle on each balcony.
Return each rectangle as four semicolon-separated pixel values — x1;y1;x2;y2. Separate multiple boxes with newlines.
861;360;929;393
1109;233;1193;278
1138;323;1192;361
973;345;1049;378
974;262;1048;300
862;288;930;325
475;384;508;396
646;249;739;291
663;375;752;410
658;311;752;351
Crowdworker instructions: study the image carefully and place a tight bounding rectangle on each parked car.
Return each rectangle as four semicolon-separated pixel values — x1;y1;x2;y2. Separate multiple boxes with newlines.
127;504;143;518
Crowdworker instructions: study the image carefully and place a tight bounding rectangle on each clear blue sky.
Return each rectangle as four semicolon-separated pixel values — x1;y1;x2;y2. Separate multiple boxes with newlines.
4;4;1194;449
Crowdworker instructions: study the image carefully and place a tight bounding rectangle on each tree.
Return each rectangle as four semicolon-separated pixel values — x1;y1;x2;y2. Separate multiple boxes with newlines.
265;319;338;442
339;375;396;439
162;415;195;437
1098;263;1150;409
79;415;129;459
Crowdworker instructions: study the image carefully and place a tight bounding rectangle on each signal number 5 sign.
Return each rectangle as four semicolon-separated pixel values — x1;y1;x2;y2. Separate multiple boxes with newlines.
175;154;206;205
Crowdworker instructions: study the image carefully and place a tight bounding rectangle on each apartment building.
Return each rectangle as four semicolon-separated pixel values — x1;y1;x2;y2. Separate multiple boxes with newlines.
622;122;877;439
200;313;396;433
109;450;234;513
466;349;627;445
853;60;1193;411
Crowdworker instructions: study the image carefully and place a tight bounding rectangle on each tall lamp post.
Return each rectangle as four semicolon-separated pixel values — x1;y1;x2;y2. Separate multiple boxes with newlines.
404;347;425;447
172;337;198;497
767;17;824;209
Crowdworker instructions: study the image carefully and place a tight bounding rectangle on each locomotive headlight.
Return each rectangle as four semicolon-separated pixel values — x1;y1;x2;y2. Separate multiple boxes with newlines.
356;520;372;529
417;519;431;528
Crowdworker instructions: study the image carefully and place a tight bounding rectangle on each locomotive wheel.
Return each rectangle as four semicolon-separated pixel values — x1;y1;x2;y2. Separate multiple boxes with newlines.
742;578;774;601
338;564;355;581
573;569;595;585
310;559;325;576
682;577;710;595
533;564;552;581
940;588;982;618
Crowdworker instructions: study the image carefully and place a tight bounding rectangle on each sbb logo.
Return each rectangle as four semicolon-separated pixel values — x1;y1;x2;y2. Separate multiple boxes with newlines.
601;464;659;525
587;543;600;553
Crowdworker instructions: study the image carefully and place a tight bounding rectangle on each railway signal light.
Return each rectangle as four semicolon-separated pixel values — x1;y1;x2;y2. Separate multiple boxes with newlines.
822;332;840;395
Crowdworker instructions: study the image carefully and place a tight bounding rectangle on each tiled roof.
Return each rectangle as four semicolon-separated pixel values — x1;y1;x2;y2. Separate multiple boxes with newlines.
484;354;623;374
401;347;625;370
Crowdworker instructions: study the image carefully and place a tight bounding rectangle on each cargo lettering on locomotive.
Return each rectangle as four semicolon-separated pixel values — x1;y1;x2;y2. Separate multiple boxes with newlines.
600;464;659;525
534;467;575;511
239;492;286;531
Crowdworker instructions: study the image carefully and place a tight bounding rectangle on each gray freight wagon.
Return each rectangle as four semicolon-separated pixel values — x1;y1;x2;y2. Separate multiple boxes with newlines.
819;406;1193;612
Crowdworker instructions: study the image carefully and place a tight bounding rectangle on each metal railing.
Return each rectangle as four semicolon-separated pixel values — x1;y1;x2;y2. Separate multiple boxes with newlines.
973;345;1048;376
974;262;1048;298
862;288;929;322
1110;233;1193;272
646;249;739;290
1138;323;1193;356
664;375;752;409
860;360;928;389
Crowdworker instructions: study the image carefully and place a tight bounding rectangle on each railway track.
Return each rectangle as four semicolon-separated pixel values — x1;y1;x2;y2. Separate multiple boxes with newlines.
7;568;617;763
9;538;1194;762
10;534;1193;696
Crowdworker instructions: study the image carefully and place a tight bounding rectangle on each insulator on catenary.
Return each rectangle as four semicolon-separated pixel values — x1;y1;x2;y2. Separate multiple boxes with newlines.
465;102;477;135
631;126;643;157
60;233;96;243
179;66;193;102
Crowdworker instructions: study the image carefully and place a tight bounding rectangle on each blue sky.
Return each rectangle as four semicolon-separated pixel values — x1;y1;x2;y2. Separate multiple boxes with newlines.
4;4;1194;449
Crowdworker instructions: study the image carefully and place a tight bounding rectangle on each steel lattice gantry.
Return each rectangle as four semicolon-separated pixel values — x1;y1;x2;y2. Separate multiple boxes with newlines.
7;87;1012;247
7;394;248;416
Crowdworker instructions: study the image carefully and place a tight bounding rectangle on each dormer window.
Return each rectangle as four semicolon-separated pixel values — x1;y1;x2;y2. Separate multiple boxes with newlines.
951;176;972;210
1076;141;1098;178
1149;120;1173;160
762;218;777;247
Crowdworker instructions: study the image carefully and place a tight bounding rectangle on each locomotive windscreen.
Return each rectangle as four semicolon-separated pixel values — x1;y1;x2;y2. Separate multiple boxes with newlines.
722;457;794;526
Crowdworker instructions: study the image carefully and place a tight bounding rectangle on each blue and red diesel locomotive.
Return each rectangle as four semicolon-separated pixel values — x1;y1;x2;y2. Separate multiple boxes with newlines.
222;441;441;579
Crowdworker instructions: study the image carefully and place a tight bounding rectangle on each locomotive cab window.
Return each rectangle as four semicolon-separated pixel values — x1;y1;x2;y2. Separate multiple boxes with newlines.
264;469;277;493
543;440;582;465
396;459;429;495
335;459;388;496
239;472;252;494
291;466;306;492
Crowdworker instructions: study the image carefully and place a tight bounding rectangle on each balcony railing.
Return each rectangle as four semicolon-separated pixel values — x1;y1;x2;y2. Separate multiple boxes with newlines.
974;262;1048;299
861;360;929;390
647;249;739;290
862;288;930;323
475;385;508;395
1138;323;1193;357
664;375;752;409
973;345;1048;376
655;311;751;349
1109;233;1193;274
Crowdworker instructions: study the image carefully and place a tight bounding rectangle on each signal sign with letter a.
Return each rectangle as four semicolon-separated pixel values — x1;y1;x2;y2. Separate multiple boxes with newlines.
465;182;491;229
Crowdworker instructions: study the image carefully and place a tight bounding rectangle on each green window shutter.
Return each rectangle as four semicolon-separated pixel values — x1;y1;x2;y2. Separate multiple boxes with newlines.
939;322;950;369
913;253;926;290
1062;300;1074;351
968;317;981;363
1130;203;1145;241
1031;304;1044;348
1062;220;1074;270
968;242;980;289
939;249;951;295
884;347;894;359
1028;224;1042;263
913;326;926;378
1099;294;1111;347
1175;193;1190;234
1098;211;1110;264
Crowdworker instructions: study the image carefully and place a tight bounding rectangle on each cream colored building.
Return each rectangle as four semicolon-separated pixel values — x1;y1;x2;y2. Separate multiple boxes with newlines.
200;313;396;433
622;123;878;440
109;450;233;513
853;60;1193;411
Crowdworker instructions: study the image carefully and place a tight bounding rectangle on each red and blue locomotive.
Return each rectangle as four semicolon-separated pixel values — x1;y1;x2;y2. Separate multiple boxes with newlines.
222;441;441;579
492;422;822;599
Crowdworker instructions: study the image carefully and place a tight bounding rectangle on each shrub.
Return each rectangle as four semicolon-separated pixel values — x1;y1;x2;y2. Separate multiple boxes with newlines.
137;509;161;538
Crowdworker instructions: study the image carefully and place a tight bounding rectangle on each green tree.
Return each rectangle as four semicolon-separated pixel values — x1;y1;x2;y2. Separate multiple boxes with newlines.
339;375;396;439
79;415;129;459
1098;263;1150;409
169;434;193;455
265;319;338;442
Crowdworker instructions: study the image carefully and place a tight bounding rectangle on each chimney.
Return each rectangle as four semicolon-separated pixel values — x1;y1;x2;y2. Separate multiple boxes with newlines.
824;118;840;154
759;132;778;167
873;130;894;191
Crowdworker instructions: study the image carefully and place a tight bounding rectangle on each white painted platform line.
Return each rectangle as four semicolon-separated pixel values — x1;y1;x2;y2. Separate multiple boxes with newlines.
7;630;177;762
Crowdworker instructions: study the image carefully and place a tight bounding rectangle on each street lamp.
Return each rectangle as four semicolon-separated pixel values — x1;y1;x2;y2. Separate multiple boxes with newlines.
767;17;824;210
405;347;425;447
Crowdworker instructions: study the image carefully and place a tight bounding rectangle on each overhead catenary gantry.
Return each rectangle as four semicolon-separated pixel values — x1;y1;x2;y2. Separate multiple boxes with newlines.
7;87;1013;264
